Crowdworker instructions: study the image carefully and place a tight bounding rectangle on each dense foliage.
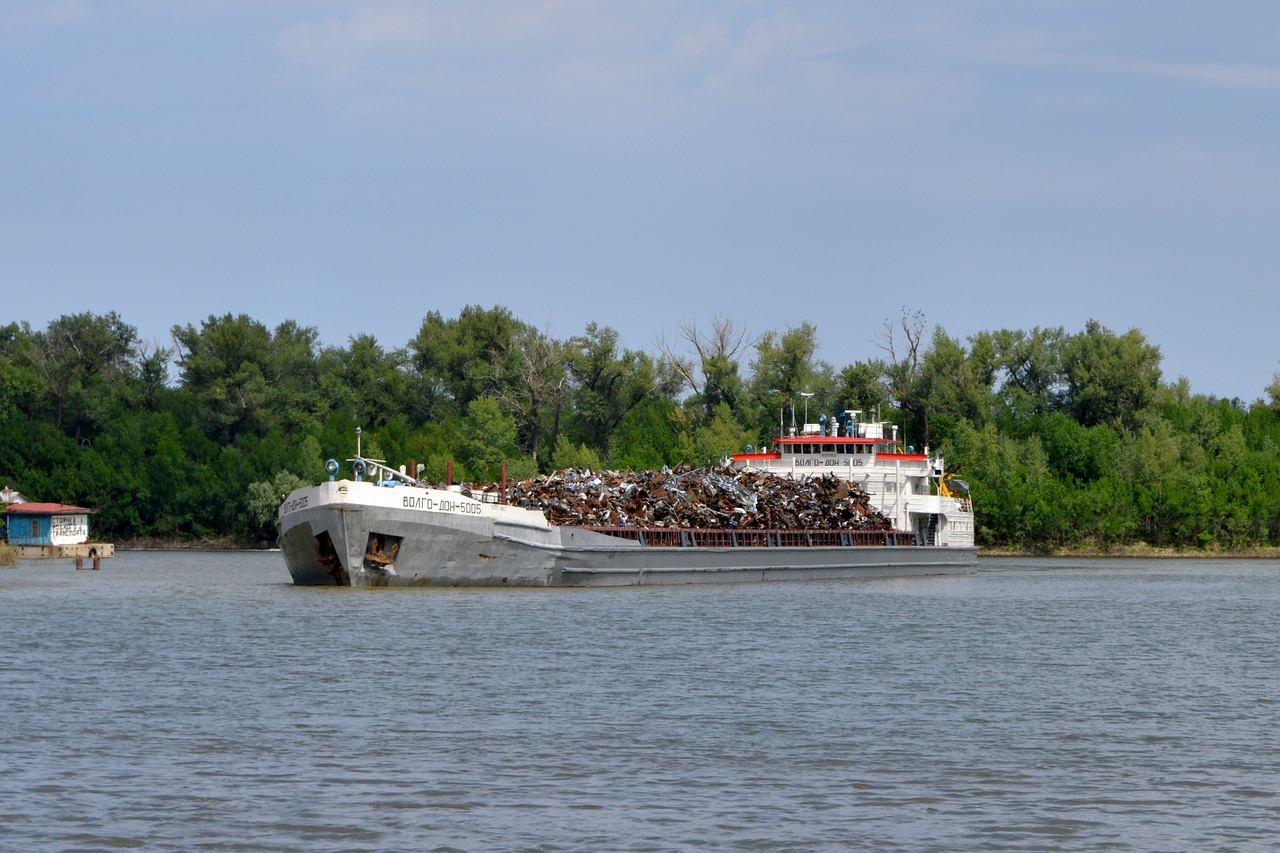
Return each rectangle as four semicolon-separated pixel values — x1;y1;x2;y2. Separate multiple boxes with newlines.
2;308;1278;550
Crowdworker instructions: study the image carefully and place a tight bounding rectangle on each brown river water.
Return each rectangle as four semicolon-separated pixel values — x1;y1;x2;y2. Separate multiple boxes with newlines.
3;552;1279;851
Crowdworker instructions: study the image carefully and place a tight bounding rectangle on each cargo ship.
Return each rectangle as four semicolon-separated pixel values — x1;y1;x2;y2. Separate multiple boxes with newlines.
277;411;977;587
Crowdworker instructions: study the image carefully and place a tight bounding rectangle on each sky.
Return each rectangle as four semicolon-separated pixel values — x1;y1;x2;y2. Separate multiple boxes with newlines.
2;1;1279;401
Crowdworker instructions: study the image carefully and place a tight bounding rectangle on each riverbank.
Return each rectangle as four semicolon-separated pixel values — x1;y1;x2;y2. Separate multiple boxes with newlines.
981;542;1280;559
113;536;274;551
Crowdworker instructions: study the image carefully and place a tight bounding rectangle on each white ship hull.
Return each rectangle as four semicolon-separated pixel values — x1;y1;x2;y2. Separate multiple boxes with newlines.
278;480;977;587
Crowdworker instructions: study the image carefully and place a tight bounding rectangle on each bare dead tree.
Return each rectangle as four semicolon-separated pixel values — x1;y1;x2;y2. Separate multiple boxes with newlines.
874;309;926;378
655;316;753;398
874;308;930;445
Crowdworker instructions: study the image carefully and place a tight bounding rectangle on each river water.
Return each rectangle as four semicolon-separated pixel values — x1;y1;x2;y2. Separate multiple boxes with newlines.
3;553;1279;851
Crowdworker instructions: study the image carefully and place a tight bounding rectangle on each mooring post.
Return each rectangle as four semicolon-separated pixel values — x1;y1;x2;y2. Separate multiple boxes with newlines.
75;557;84;570
93;556;101;570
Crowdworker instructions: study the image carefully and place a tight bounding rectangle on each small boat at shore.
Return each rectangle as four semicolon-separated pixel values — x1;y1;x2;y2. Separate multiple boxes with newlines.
277;411;977;587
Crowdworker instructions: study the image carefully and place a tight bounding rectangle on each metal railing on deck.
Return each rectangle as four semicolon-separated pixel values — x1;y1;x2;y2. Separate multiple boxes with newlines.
579;527;916;548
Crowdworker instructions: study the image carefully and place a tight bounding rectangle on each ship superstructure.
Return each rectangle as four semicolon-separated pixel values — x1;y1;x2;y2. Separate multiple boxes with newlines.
728;410;975;549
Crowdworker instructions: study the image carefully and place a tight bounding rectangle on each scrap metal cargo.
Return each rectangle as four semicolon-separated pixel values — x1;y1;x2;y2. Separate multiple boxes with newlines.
503;466;893;531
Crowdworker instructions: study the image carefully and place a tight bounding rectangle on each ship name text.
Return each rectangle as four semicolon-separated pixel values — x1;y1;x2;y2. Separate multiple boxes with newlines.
281;495;309;514
402;495;483;515
792;458;865;468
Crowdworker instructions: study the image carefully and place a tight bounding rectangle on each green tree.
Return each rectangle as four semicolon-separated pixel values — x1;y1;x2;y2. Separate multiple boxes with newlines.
747;323;826;438
828;360;890;421
172;315;327;445
1029;412;1119;483
943;421;1063;548
923;326;996;439
454;396;536;482
567;323;680;454
130;340;173;413
246;471;311;537
1061;320;1162;429
607;398;684;470
172;314;274;443
320;334;409;430
34;311;138;441
677;402;758;467
0;322;46;422
4;305;1279;552
407;305;530;419
989;326;1065;421
550;434;603;470
1110;411;1184;544
266;320;327;437
493;324;568;465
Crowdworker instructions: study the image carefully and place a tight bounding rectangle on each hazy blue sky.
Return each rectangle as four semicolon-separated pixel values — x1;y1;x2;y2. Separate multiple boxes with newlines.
3;2;1278;400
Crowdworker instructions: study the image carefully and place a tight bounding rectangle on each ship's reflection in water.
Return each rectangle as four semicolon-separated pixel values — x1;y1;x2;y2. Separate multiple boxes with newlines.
3;552;1279;850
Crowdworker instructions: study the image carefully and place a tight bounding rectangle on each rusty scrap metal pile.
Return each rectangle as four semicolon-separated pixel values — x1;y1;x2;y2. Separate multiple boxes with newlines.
502;467;893;531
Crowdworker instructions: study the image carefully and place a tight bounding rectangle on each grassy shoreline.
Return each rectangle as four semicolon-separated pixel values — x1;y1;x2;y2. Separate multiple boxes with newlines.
113;537;274;552
981;543;1280;559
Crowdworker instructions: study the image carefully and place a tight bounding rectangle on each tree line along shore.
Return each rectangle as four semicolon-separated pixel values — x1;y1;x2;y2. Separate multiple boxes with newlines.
2;307;1278;553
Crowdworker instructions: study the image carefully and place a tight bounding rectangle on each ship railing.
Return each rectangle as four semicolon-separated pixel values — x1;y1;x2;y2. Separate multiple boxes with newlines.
581;527;916;548
353;456;420;487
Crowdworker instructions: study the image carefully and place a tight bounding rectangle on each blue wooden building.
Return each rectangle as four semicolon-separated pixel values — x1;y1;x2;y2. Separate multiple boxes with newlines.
2;503;93;547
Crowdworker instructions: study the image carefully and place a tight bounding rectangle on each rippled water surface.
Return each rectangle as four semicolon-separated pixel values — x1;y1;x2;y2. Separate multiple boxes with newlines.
4;553;1280;851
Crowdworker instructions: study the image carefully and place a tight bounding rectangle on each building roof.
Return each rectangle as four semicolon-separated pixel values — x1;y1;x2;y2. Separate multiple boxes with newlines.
2;502;95;515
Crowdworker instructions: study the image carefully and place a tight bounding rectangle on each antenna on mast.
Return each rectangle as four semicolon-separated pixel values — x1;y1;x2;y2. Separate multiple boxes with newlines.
800;391;814;433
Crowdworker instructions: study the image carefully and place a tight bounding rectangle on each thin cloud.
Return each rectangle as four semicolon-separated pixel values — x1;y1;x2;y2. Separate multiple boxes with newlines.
272;0;1280;140
552;20;730;93
966;36;1280;91
276;0;595;79
1121;59;1280;90
275;2;962;126
990;50;1280;91
3;0;90;29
